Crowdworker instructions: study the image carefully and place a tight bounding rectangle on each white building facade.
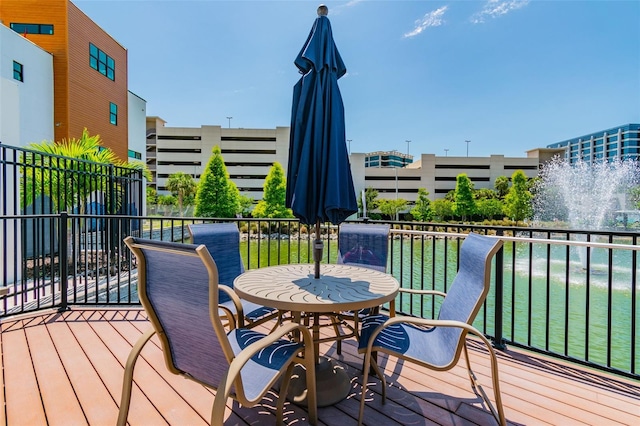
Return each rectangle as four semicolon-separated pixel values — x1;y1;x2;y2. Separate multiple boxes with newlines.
146;118;289;201
354;153;541;203
0;24;54;148
147;120;545;208
0;24;54;286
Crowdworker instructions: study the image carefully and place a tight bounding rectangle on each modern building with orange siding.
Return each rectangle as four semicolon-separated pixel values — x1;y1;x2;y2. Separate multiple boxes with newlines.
0;0;129;160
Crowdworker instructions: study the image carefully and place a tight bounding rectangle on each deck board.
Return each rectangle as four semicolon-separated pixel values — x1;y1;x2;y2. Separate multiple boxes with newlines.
3;322;47;426
25;321;87;425
2;308;639;426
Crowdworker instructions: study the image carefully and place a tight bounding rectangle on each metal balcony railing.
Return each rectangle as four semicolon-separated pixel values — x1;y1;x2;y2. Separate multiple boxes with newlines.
0;215;638;381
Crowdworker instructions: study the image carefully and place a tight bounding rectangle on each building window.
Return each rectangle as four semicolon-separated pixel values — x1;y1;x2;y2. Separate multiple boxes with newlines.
13;61;23;82
10;23;54;35
128;150;142;160
109;103;118;125
90;43;115;81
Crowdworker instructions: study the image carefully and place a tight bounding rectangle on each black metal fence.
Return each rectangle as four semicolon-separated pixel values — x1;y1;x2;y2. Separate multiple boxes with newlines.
0;143;143;311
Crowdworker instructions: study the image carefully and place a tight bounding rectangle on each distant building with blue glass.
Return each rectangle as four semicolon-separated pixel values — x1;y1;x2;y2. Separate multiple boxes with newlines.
546;123;640;164
365;150;413;168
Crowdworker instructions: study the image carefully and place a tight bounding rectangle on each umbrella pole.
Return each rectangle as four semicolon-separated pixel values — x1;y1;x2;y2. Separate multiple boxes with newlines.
313;220;323;279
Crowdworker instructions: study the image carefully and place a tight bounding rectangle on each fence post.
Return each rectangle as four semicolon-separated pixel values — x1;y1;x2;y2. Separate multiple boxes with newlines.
58;211;68;312
493;229;506;350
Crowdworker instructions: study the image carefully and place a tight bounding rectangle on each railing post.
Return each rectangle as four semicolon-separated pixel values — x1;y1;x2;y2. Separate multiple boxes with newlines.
493;229;506;350
58;211;68;312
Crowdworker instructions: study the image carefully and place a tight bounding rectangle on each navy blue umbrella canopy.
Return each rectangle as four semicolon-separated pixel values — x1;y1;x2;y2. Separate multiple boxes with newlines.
286;5;357;228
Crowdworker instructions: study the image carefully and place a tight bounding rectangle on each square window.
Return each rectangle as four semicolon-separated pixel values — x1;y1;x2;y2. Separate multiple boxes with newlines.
89;43;115;81
13;61;23;82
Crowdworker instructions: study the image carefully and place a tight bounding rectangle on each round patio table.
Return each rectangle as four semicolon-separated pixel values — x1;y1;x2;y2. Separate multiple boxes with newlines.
234;263;399;407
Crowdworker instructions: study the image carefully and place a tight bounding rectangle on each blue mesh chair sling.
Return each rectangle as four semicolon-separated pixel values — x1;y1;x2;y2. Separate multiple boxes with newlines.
357;233;506;426
118;237;317;426
188;223;278;328
337;223;390;272
331;223;390;353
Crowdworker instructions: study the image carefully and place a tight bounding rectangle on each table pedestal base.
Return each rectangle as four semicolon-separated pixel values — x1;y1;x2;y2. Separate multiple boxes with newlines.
287;356;351;407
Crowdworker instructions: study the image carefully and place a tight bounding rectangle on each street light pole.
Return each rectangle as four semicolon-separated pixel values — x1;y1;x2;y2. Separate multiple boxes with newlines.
347;139;352;155
394;166;399;221
226;116;233;128
444;148;449;157
465;140;471;157
405;140;411;166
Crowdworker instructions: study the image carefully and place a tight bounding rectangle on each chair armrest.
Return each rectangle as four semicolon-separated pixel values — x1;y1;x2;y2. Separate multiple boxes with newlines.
211;322;315;419
398;288;447;298
219;285;245;329
389;288;447;316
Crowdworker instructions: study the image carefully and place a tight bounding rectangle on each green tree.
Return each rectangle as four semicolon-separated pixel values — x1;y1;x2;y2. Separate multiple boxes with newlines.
431;199;454;221
166;172;197;216
629;186;640;209
503;170;533;221
158;194;176;216
238;195;254;218
475;188;498;200
195;146;240;218
252;162;293;218
146;187;158;206
410;188;433;222
476;198;504;220
378;199;407;220
494;175;510;199
453;173;476;221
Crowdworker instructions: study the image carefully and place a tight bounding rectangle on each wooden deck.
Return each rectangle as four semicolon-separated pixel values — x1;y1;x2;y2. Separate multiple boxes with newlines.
1;308;638;425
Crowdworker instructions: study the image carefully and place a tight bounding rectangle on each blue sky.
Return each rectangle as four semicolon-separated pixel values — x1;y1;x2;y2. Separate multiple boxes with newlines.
74;0;640;157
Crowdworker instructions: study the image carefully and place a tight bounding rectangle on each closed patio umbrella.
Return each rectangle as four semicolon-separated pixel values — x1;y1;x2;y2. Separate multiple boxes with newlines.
286;4;357;278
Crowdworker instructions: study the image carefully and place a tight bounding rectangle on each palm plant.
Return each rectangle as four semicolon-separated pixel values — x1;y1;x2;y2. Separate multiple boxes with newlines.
166;172;197;216
21;128;149;215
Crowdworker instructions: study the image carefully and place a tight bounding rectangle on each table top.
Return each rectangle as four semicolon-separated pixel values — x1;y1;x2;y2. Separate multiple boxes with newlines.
233;263;399;313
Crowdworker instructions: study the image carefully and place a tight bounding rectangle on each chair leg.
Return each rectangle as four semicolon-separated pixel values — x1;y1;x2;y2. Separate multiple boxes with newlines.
464;337;507;426
304;354;318;426
276;363;296;426
358;351;373;426
463;341;475;388
358;350;386;426
117;327;156;426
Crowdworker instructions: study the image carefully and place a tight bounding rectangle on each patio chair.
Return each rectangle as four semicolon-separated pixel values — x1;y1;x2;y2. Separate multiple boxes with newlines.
357;232;506;426
119;237;317;426
332;223;390;353
188;223;278;328
337;223;390;272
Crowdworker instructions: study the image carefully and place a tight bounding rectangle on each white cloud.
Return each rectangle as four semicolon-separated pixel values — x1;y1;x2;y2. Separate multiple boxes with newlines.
404;6;448;38
332;0;365;15
471;0;530;24
343;0;364;7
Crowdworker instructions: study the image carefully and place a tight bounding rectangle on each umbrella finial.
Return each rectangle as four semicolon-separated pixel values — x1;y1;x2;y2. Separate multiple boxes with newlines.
317;4;328;16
